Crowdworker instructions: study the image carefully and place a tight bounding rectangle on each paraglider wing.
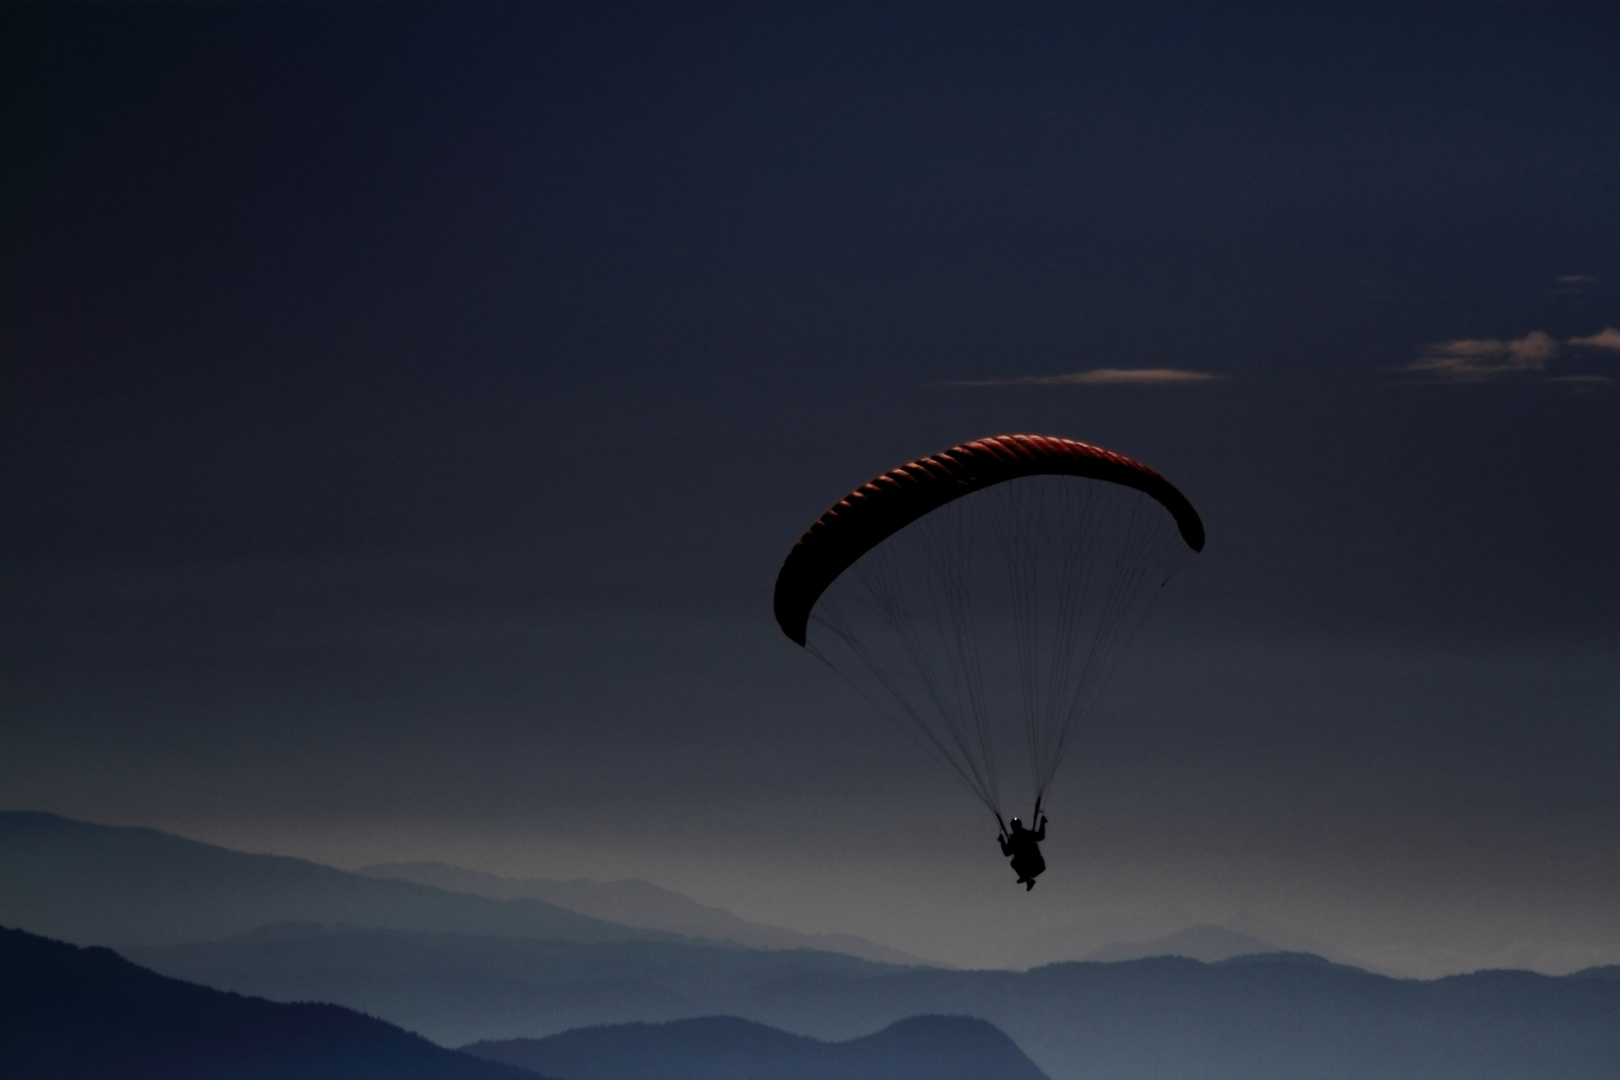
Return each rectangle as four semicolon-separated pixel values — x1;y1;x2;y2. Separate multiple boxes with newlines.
773;434;1204;647
772;432;1203;826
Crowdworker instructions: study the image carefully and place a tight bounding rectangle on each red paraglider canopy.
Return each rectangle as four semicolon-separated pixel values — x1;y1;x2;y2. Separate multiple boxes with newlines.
773;434;1204;646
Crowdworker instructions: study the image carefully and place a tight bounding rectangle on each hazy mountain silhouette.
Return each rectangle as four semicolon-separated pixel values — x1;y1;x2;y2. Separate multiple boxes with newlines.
1218;911;1373;968
124;925;1620;1078
359;861;934;966
1083;923;1281;963
724;953;1620;1080
12;813;1619;1078
1013;908;1369;971
0;925;540;1080
465;1015;1048;1080
126;921;902;1048
0;811;678;948
1573;965;1620;981
1010;907;1201;967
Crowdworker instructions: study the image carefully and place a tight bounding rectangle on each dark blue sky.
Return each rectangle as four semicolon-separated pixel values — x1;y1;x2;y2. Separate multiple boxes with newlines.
4;4;1617;971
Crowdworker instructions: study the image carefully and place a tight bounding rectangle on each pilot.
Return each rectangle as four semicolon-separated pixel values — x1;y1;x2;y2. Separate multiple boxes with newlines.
998;815;1048;891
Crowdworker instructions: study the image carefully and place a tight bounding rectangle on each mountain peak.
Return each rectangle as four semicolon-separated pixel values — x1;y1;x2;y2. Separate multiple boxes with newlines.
1083;923;1280;964
465;1013;1048;1080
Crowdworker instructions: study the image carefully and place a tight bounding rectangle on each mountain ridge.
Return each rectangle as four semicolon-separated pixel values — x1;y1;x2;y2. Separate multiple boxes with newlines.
465;1014;1048;1080
358;860;934;967
1013;907;1372;971
11;812;1620;1079
0;925;538;1080
0;811;925;969
121;922;1620;1079
0;811;679;948
124;921;901;1044
1084;923;1283;963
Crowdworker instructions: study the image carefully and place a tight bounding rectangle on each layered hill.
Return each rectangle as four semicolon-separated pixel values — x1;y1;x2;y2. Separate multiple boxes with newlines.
466;1015;1048;1080
123;925;1620;1079
1084;923;1281;963
126;922;902;1047
1;812;925;967
724;953;1620;1080
0;811;677;948
11;812;1620;1079
0;926;537;1080
1013;909;1369;970
359;861;931;966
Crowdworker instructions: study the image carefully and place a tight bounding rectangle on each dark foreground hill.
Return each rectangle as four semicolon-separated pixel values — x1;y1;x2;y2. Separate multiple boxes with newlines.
466;1014;1047;1080
0;811;674;948
0;926;538;1080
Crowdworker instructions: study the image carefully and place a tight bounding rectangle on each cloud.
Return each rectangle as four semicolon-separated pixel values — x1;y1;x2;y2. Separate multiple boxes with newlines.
1555;274;1597;285
946;367;1222;387
1403;331;1557;380
1566;327;1620;352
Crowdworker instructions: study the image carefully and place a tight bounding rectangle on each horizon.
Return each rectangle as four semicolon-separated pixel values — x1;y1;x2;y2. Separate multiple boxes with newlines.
4;805;1611;981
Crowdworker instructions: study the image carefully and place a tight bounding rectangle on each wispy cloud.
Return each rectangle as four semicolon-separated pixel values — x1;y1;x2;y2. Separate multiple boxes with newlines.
1549;274;1599;298
1567;327;1620;352
945;367;1222;387
1403;331;1557;381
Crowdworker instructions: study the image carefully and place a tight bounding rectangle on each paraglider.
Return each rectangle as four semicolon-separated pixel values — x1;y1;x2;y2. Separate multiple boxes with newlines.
773;434;1203;889
1000;814;1048;890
